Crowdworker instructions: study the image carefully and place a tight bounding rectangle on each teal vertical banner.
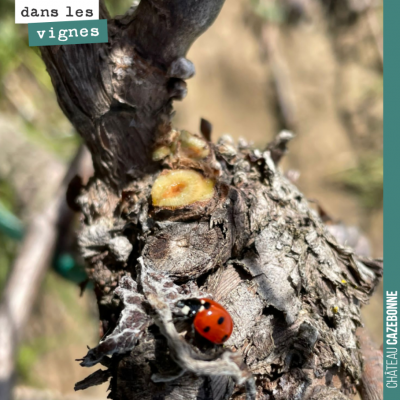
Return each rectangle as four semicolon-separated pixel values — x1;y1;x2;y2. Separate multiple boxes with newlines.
384;1;400;398
28;19;108;46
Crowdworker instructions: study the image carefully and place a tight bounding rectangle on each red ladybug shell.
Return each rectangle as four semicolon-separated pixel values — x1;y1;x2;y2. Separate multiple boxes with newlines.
193;298;233;344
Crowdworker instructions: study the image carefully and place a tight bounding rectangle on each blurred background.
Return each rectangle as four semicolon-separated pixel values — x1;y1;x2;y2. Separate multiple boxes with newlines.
0;0;383;398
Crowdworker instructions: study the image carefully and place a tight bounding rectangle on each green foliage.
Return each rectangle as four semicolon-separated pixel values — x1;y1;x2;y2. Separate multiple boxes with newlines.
0;202;24;240
44;272;93;325
335;155;383;209
250;0;285;23
16;341;47;387
105;0;135;17
0;180;19;294
0;1;135;163
0;231;17;295
0;0;79;161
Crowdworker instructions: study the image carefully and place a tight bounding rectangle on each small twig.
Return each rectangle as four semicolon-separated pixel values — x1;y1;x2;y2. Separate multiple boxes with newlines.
74;368;112;391
357;327;383;400
262;24;297;131
0;146;92;400
266;130;295;164
362;0;383;68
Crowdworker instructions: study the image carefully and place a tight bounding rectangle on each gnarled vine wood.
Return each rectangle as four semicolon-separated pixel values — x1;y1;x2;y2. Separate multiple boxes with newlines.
40;1;382;399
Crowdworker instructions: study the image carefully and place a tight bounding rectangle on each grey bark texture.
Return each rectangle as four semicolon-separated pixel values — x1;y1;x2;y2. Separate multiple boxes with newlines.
40;1;382;399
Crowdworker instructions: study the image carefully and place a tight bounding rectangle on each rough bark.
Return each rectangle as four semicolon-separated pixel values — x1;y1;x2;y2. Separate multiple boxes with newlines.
39;1;382;399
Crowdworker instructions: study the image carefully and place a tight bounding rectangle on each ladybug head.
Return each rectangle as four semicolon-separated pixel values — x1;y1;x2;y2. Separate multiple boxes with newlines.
176;298;202;318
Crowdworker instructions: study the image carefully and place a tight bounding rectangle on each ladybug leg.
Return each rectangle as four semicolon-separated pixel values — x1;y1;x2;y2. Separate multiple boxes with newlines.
152;366;185;383
189;320;196;338
172;313;190;322
180;319;196;345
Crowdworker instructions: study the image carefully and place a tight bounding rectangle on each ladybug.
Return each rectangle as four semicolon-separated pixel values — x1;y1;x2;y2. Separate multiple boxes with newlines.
176;298;233;344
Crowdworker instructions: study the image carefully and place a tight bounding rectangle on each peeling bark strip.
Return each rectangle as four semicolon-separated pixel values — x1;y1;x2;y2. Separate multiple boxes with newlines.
40;1;382;399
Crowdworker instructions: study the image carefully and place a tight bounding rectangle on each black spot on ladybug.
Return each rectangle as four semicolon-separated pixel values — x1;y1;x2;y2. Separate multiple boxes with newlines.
204;302;211;310
217;317;224;325
203;326;211;333
222;335;228;342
